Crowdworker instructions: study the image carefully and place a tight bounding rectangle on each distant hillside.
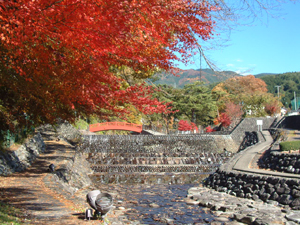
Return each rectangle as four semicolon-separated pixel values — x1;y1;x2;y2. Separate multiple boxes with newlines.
154;69;241;88
255;73;278;78
257;72;300;108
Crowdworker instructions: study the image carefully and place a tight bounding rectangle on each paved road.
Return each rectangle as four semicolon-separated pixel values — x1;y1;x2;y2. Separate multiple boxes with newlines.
230;130;300;179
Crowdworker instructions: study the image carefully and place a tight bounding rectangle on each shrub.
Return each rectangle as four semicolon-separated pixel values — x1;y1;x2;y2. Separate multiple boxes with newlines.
73;119;89;130
279;140;300;152
205;126;214;133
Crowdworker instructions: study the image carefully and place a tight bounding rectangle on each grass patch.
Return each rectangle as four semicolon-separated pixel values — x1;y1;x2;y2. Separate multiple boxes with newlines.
0;202;25;225
280;140;300;152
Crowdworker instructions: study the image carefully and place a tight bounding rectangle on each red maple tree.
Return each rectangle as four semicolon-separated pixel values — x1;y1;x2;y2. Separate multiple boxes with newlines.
190;122;199;132
178;120;199;132
213;112;231;129
0;0;216;129
265;102;280;116
218;113;231;128
178;120;192;131
205;126;214;133
224;102;244;121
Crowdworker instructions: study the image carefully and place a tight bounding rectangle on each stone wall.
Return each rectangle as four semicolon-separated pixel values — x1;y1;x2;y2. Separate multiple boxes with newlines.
54;151;93;195
56;121;81;143
205;169;300;209
259;150;300;174
230;117;276;145
82;133;240;154
0;133;45;175
207;134;239;153
36;121;81;143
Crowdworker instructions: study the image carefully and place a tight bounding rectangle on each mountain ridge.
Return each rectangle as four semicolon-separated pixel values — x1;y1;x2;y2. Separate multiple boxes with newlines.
154;69;278;88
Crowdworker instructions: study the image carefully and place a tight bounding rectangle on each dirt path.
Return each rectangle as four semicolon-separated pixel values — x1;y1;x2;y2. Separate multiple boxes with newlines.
0;139;108;225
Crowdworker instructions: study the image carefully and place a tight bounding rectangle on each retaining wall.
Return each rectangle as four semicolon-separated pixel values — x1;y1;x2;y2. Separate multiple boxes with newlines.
277;115;300;130
0;133;45;175
81;134;239;153
230;117;276;144
259;151;300;174
205;169;300;209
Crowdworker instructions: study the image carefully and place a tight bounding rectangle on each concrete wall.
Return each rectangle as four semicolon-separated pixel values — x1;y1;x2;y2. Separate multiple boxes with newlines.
277;115;300;130
230;117;276;144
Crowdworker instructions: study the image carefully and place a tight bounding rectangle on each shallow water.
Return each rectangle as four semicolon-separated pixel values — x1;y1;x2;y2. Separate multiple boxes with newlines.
121;184;216;224
91;173;228;224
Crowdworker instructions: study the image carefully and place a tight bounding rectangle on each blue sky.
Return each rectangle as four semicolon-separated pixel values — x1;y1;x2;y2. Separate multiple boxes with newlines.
177;1;300;75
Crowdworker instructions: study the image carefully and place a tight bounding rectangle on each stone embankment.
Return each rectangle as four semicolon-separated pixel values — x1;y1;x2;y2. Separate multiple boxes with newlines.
0;133;45;175
36;123;94;194
186;186;294;224
259;148;300;174
205;170;300;209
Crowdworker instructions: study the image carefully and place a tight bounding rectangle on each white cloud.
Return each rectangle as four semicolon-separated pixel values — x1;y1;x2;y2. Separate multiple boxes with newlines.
235;67;254;76
224;60;257;75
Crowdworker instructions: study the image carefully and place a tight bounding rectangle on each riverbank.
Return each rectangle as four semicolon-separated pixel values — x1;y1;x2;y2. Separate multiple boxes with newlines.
186;185;293;224
186;129;300;224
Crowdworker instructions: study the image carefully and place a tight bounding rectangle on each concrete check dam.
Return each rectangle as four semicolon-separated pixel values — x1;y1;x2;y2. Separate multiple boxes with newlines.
79;135;232;184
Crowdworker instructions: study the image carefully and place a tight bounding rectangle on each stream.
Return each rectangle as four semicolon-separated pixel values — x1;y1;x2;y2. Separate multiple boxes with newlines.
91;173;230;224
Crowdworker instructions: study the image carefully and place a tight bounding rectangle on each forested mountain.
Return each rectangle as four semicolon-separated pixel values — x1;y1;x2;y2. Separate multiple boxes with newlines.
255;73;278;78
154;69;241;88
258;72;300;109
154;69;299;109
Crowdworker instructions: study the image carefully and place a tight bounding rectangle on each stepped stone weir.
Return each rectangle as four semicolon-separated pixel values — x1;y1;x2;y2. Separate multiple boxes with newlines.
80;135;231;184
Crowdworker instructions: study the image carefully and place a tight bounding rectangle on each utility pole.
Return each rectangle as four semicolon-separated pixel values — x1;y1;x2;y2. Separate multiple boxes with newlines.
294;91;297;110
275;86;281;99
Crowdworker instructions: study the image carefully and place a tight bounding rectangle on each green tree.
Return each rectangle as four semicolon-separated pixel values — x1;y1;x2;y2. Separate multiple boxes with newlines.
142;85;178;133
173;82;218;126
260;72;300;108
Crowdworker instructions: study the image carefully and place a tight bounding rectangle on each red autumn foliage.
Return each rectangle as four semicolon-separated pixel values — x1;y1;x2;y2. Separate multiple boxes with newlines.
0;0;216;129
218;113;231;128
178;120;192;131
205;126;214;133
178;120;199;132
190;122;199;132
265;103;280;115
224;102;244;121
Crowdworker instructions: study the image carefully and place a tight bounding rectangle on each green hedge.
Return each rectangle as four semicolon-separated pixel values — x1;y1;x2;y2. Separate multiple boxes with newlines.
279;140;300;152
